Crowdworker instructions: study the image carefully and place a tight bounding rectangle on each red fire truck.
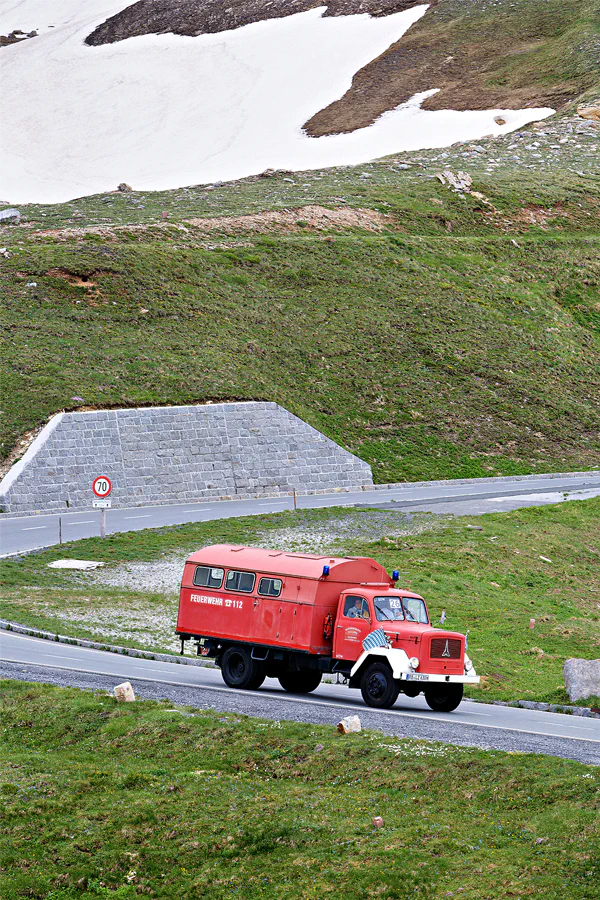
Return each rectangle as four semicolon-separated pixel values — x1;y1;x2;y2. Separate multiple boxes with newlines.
176;545;479;711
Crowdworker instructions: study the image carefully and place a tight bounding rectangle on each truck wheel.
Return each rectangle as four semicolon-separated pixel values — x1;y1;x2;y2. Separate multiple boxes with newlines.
360;663;399;709
278;672;322;694
221;646;266;690
424;684;463;713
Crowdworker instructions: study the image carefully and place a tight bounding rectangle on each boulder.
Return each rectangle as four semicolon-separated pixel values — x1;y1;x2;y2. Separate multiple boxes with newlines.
114;681;136;702
577;105;600;122
337;715;361;734
117;182;133;192
0;208;21;224
563;658;600;702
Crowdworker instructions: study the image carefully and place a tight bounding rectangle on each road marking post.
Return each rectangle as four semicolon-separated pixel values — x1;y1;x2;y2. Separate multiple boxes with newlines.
59;516;62;545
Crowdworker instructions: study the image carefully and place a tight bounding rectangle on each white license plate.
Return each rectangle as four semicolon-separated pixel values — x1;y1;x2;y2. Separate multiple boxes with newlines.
407;674;428;681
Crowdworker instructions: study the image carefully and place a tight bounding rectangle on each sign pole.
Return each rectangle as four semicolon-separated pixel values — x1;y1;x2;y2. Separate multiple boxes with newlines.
92;476;112;539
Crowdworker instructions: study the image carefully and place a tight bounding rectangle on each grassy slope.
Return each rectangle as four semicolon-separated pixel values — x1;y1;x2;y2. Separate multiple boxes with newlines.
2;498;599;704
1;681;599;900
2;156;600;482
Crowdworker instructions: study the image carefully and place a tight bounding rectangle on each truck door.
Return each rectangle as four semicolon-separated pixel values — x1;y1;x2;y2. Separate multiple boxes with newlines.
333;594;372;662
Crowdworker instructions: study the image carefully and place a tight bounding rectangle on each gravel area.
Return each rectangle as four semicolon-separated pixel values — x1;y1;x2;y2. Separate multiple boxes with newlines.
85;509;439;596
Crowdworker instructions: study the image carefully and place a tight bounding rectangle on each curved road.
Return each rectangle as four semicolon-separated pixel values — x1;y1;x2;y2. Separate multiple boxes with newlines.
2;631;599;765
2;470;600;557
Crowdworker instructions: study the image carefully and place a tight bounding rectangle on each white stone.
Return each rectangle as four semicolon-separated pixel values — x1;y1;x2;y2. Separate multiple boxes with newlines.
337;715;361;734
114;681;136;702
47;559;105;570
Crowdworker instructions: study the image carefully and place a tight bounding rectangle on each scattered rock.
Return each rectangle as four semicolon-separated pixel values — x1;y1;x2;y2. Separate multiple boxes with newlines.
563;659;600;702
337;715;361;734
494;116;507;126
372;816;384;828
117;182;133;192
114;681;136;702
0;208;21;224
577;105;600;122
436;170;473;193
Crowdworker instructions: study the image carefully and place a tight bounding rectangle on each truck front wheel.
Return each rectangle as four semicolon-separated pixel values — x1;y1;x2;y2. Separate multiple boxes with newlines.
360;663;399;709
221;646;265;690
278;671;322;694
424;684;463;712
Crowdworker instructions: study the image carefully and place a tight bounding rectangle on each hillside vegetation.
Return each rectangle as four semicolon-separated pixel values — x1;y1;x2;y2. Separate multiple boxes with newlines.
2;115;600;481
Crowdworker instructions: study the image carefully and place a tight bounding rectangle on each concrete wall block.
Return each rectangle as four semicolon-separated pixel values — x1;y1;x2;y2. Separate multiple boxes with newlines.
1;402;372;512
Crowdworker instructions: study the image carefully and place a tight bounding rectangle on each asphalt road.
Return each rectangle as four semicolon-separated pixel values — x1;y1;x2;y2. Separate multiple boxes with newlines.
2;631;599;765
2;471;600;557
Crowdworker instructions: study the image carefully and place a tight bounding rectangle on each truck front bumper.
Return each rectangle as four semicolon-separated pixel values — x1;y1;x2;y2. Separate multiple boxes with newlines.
400;673;481;685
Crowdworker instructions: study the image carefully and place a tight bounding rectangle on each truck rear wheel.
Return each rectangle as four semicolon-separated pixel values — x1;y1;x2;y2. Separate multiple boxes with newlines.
278;672;322;694
221;646;265;690
360;663;399;709
424;684;463;713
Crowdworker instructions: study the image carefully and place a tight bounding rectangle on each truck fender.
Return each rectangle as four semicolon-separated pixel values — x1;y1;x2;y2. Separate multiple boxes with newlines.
350;647;411;681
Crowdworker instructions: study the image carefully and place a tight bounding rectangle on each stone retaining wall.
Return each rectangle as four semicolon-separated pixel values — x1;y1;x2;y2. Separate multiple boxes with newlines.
0;402;372;513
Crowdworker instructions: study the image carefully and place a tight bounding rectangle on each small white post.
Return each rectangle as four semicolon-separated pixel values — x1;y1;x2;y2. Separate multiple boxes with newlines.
100;507;106;539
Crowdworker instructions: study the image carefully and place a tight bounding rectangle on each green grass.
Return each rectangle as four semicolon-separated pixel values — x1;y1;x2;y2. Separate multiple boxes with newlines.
1;120;600;482
2;498;599;704
1;681;599;900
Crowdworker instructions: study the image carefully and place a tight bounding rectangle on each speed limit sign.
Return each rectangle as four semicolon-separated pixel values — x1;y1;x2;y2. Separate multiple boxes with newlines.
92;476;112;498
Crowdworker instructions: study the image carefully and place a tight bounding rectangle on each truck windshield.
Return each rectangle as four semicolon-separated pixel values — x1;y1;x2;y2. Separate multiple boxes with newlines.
374;596;428;624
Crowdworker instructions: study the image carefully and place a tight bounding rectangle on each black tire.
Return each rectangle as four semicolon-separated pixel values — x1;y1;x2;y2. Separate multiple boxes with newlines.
278;671;322;694
360;663;399;709
221;646;266;690
424;683;463;713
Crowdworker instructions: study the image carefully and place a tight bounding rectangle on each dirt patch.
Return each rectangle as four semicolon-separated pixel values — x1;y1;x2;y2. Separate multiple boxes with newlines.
85;0;429;45
45;268;101;288
186;205;391;233
305;0;598;136
34;206;391;241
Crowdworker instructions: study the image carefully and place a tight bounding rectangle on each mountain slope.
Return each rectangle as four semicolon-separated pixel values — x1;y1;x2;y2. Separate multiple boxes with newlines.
1;121;599;483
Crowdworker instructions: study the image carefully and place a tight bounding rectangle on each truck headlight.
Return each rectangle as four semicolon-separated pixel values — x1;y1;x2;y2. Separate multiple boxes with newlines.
409;657;419;670
464;654;474;673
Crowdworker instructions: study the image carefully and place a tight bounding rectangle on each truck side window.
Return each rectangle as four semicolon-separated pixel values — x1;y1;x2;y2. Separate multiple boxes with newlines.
344;595;369;620
225;570;256;593
193;566;224;589
258;577;282;597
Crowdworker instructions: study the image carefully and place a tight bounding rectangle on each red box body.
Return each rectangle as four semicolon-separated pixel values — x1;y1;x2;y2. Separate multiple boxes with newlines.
177;545;390;656
177;545;465;674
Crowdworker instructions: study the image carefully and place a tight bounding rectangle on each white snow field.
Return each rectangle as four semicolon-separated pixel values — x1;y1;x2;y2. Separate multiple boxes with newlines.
0;1;554;204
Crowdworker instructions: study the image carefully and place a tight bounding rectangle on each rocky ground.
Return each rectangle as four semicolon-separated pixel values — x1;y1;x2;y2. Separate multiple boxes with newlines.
85;0;427;45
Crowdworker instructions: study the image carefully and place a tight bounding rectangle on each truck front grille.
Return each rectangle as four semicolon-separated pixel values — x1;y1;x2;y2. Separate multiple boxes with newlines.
430;638;462;659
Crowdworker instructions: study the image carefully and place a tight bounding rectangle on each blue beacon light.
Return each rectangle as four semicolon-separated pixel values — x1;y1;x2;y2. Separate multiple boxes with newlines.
392;570;399;582
322;565;330;577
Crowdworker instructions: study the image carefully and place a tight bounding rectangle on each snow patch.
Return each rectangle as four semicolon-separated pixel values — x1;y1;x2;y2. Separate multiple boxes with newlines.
1;3;554;204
